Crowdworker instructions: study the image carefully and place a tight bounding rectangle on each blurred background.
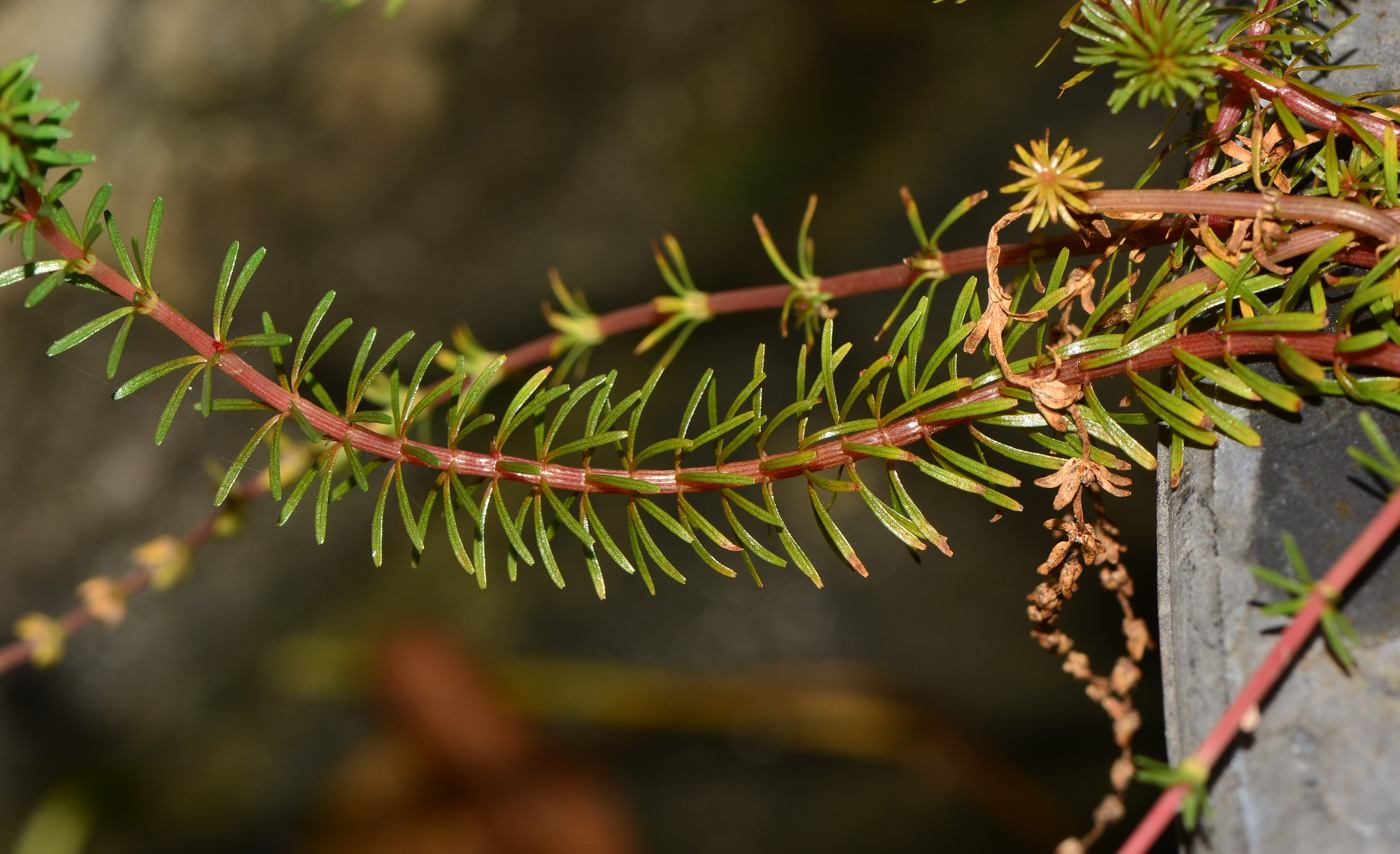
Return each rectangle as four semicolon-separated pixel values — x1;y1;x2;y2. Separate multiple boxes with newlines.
0;1;1172;851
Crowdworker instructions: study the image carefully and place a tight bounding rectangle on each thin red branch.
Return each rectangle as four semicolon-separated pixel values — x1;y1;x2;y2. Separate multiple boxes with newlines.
1083;189;1400;245
1218;53;1400;145
1118;486;1400;854
2;196;1390;672
25;186;1400;500
1189;2;1280;182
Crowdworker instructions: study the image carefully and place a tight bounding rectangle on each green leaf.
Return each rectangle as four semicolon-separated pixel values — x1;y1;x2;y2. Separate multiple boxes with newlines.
677;496;740;553
924;437;1021;486
1220;312;1327;333
675;470;757;487
1348;411;1400;485
216;417;279;504
220;246;266;340
492;481;536;569
1278;231;1354;312
451;355;508;443
968;426;1065;469
848;466;925;552
1130;370;1217;446
42;169;83;205
371;464;394;564
1178;370;1262;447
47;306;134;356
808;483;866;576
629;500;685;584
399;341;444;432
762;483;821;586
112;354;205;400
226;332;293;350
1081;384;1158;469
291;292;338;379
1172;347;1260;401
1128;370;1207;427
918;395;1019;424
495;459;542;477
547;430;630;462
279;450;328;527
1273;337;1326;384
1123;283;1210;342
103;211;141;289
540;484;593;546
585;472;661;494
543;373;612;458
81;183;111;248
154;363;207;445
1134;756;1209;832
533;492;566;588
23;269;63;308
394;464;425;552
1222;352;1304;413
581;494;635;575
626;366;668;465
0;259;65;288
1335;330;1391;353
141;198;163;291
721;496;786;567
637;498;693;544
400;444;442;468
759;449;818;472
441;477;476;575
494;367;552;450
104;311;135;379
631;436;691;465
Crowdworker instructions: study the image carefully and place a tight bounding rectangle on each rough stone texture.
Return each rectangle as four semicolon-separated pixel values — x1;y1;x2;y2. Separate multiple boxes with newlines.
1158;6;1400;850
1159;401;1400;852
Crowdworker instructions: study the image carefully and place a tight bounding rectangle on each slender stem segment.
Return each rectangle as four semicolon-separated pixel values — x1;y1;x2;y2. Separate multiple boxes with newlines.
1117;487;1400;854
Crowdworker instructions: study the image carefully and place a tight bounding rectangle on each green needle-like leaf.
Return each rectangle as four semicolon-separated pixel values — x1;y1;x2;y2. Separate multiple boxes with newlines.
47;306;134;356
808;483;866;576
371;463;393;564
216;417;279;505
154;362;207;445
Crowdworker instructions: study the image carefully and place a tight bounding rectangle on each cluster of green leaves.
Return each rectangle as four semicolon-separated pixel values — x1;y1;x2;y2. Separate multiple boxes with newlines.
7;0;1400;608
1060;0;1341;114
0;54;93;259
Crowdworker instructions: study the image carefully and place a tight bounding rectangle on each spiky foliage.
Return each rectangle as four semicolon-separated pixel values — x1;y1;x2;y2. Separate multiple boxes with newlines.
7;3;1400;845
1071;0;1222;112
1001;136;1105;231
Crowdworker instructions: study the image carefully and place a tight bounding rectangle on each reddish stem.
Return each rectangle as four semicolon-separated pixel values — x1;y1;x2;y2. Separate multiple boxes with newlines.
1117;486;1400;854
1218;53;1400;145
1188;2;1279;182
24;185;1400;498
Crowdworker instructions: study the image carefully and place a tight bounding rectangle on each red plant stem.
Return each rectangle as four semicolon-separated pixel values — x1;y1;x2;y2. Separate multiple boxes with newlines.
498;219;1216;372
1083;189;1400;244
28;198;1400;496
0;204;1386;672
0;478;236;673
1117;486;1400;854
1218;52;1400;144
1188;3;1279;182
25;186;1400;498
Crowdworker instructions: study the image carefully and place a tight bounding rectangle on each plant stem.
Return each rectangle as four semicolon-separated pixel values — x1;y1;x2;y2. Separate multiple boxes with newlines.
1190;1;1280;182
0;479;240;673
1218;52;1400;145
1083;189;1400;245
26;188;1400;497
1116;486;1400;854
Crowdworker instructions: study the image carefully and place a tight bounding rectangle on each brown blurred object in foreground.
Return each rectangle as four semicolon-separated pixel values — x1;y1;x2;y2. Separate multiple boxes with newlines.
304;630;639;854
